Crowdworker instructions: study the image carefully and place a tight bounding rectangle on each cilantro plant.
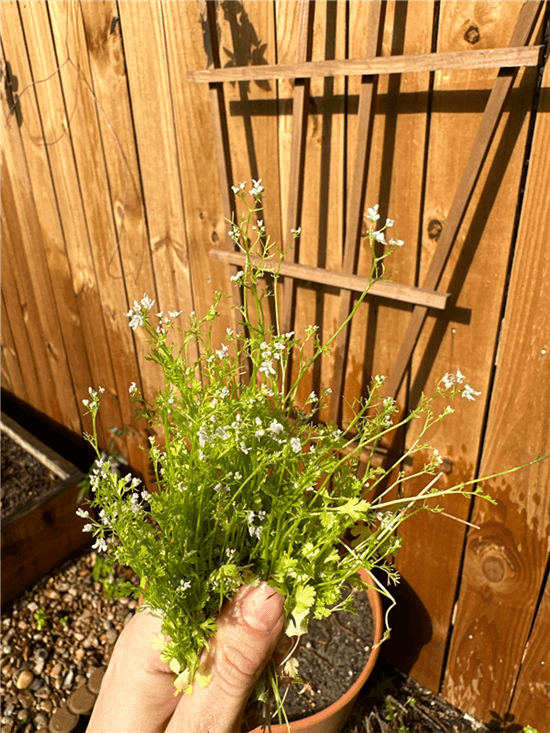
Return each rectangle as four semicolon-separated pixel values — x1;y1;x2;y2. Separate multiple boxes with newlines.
78;185;513;726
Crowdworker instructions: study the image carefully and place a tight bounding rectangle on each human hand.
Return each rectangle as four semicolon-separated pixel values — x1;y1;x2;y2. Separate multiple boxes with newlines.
87;582;285;733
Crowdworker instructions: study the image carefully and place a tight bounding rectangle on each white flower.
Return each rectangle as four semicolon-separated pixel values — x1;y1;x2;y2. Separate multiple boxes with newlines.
461;384;481;401
291;227;301;236
229;227;240;239
168;310;182;319
141;489;151;500
269;420;285;437
220;387;230;399
389;238;404;247
216;344;229;359
226;327;234;337
141;294;155;311
156;312;163;318
129;382;138;394
230;271;244;284
82;523;93;533
226;548;237;562
386;218;394;228
215;427;229;440
76;508;89;518
442;372;455;389
367;204;380;222
259;359;276;376
374;230;387;244
290;437;301;453
456;369;466;384
231;185;240;194
82;399;90;408
240;442;250;455
178;579;191;593
255;429;265;438
125;311;143;330
250;178;264;197
92;537;108;553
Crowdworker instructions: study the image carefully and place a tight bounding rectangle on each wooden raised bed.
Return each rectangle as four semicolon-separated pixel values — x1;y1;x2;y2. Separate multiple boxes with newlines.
1;412;90;610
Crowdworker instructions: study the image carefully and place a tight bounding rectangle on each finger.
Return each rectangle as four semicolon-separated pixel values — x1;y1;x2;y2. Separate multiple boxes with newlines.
165;582;285;733
87;610;179;733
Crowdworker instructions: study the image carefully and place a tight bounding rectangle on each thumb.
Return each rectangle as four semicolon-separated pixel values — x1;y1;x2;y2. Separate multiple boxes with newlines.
166;582;285;733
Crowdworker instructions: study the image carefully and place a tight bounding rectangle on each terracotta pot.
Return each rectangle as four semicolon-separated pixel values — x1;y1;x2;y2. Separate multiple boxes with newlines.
247;568;384;733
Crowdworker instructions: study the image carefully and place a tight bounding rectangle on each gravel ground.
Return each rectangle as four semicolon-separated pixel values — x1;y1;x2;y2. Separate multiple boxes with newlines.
1;551;137;733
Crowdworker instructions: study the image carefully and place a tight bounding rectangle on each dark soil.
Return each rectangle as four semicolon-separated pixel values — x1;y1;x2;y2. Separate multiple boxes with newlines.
283;589;375;721
1;432;58;522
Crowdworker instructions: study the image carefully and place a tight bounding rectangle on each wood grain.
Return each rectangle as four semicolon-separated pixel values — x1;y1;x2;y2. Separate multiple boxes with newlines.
14;0;123;450
78;1;159;406
210;248;448;309
116;1;195;343
386;0;545;696
442;48;550;721
188;45;542;83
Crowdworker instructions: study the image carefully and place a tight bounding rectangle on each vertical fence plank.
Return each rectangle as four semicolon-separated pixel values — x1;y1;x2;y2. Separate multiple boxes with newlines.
507;575;550;730
2;1;96;438
0;291;26;401
1;32;81;432
46;0;151;474
277;0;348;411
77;1;160;405
385;0;544;693
216;1;282;239
0;142;69;429
13;0;125;451
161;0;235;348
116;1;195;345
442;51;550;721
0;201;41;410
342;0;435;430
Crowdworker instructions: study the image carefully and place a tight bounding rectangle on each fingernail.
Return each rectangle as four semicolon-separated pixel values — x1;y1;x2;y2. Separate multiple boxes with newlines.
242;582;284;632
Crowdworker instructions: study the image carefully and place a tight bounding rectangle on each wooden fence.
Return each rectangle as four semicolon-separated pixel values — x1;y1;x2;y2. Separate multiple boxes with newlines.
1;1;549;727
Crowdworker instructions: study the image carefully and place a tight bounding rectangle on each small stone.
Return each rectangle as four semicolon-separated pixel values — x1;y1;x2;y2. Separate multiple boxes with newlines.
127;599;137;610
35;686;51;699
62;668;74;690
44;590;60;601
87;667;106;694
62;594;73;605
48;706;79;733
55;583;70;593
16;670;34;689
33;713;48;729
27;602;38;613
106;630;118;645
2;664;14;678
67;684;97;715
51;663;62;678
1;719;14;733
39;700;53;714
74;649;85;663
16;710;28;721
33;659;46;676
29;676;43;691
17;689;34;708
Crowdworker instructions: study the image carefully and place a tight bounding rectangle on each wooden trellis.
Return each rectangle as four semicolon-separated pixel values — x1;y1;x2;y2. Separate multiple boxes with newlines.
190;0;544;420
